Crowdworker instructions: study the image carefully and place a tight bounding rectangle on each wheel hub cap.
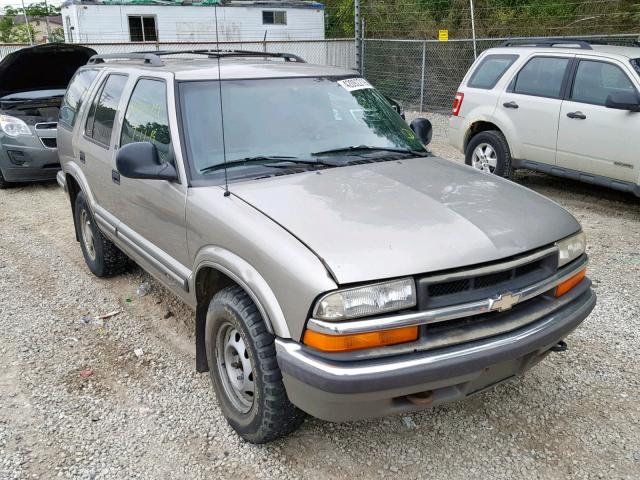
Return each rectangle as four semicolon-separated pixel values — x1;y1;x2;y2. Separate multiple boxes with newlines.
216;324;255;412
80;210;96;261
471;143;498;173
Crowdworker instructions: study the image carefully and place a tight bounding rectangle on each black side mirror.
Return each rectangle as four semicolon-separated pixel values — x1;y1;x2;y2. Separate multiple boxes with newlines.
605;91;640;112
410;118;433;145
116;142;178;181
385;95;405;119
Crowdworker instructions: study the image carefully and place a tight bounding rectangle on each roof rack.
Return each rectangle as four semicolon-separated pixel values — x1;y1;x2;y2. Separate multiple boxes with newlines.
87;49;306;67
500;38;593;50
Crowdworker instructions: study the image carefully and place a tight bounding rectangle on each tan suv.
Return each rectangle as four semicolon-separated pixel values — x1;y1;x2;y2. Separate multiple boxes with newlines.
57;50;595;443
449;38;640;196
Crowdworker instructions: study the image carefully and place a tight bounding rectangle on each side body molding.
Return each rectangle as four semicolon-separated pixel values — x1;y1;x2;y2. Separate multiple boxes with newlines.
193;246;291;339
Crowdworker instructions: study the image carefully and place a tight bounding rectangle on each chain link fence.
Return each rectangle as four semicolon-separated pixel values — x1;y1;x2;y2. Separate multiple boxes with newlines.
363;34;640;112
0;39;356;69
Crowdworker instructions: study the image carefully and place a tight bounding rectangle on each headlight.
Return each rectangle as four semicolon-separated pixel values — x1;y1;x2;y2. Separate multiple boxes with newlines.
0;114;32;137
556;231;586;267
313;277;416;321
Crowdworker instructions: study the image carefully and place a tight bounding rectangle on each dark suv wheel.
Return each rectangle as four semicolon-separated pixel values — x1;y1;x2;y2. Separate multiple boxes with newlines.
465;130;513;178
205;285;306;443
74;191;128;277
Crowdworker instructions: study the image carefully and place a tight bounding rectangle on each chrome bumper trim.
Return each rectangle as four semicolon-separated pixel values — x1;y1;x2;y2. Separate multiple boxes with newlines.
307;255;588;336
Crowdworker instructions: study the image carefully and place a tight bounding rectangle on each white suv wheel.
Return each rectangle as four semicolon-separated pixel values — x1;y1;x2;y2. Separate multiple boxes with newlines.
471;143;498;173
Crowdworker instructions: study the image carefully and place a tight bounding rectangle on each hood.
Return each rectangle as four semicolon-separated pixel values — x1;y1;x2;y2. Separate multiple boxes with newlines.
0;44;97;98
231;157;581;285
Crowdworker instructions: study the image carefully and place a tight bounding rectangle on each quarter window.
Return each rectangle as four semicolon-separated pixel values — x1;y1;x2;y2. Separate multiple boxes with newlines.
85;74;128;147
120;79;172;164
59;69;98;129
571;60;637;106
129;15;157;42
468;54;518;89
262;11;286;25
512;57;570;98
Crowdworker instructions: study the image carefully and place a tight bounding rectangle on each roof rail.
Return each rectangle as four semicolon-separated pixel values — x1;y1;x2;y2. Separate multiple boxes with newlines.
87;49;306;67
88;52;164;66
500;38;593;50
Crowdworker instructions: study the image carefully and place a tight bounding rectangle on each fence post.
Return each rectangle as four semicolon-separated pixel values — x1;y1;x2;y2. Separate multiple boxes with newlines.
355;0;361;73
420;40;426;112
469;0;478;58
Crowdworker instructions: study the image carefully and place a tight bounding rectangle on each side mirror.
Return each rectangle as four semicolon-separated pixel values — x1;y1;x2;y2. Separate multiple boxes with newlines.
410;117;433;145
605;91;640;112
116;142;178;181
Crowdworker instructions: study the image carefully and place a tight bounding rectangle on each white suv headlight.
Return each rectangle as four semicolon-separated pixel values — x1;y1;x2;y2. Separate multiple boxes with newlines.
556;231;586;267
0;114;32;137
313;277;416;321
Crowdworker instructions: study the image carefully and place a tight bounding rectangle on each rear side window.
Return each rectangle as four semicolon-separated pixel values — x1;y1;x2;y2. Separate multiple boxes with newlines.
467;54;518;89
512;57;570;98
59;69;98;130
120;79;172;164
571;60;637;106
85;74;128;147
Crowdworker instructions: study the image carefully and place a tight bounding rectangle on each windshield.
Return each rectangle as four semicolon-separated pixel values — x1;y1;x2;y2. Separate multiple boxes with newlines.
179;77;426;182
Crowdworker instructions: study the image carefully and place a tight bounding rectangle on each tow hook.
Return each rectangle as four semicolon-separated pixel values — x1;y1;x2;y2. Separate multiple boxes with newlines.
550;340;568;353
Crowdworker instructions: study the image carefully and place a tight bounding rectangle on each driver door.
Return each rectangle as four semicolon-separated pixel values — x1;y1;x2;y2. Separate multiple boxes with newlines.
111;76;190;295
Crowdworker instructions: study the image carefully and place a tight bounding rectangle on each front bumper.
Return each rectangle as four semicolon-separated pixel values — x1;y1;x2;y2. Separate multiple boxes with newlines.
0;136;60;183
276;285;595;422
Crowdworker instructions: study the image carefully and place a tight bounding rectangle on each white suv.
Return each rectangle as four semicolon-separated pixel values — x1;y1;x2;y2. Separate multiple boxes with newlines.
449;39;640;196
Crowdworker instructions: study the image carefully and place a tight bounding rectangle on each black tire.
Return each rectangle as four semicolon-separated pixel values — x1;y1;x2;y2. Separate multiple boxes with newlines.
465;130;513;178
205;285;306;443
74;191;128;277
0;170;11;189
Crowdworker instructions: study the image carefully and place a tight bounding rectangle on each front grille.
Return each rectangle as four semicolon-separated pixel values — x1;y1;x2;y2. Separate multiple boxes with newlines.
40;137;57;148
35;122;57;130
417;247;558;310
428;278;470;297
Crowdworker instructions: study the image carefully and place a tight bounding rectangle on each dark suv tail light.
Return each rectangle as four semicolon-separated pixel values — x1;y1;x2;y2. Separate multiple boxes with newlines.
452;92;464;116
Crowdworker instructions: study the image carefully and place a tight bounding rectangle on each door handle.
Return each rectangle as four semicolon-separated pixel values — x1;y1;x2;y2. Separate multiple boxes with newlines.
112;169;120;185
567;111;587;120
79;151;85;164
503;101;519;109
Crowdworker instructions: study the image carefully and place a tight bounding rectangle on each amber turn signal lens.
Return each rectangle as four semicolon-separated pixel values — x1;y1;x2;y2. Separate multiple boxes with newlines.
555;269;586;297
303;326;418;353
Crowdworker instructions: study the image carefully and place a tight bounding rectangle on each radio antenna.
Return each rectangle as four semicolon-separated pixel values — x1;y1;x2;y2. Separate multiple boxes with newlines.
214;2;230;197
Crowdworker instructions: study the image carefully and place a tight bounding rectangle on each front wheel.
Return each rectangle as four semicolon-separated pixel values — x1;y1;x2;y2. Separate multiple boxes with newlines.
205;285;306;443
465;130;513;178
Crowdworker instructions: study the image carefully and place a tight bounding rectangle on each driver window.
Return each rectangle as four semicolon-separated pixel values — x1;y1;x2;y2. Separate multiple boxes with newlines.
571;60;636;106
120;78;173;164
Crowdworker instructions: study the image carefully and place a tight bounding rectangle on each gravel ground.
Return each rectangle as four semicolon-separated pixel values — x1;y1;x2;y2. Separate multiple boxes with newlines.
1;113;639;479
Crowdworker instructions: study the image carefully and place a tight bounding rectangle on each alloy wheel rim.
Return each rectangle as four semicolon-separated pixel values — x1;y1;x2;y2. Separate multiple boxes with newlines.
471;143;498;173
216;322;255;413
80;210;97;261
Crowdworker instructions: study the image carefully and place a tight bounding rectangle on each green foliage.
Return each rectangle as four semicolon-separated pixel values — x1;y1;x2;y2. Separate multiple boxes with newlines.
325;0;640;39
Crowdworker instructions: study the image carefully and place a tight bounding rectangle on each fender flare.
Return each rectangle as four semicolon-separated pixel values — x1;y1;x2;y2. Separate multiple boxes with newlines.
193;246;291;339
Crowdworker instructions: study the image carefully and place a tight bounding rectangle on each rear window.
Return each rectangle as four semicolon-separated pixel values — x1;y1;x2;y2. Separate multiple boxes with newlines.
85;74;128;147
59;69;98;130
467;54;518;89
512;56;570;99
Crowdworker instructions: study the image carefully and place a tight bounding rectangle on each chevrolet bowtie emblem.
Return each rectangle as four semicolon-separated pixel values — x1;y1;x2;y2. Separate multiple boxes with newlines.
490;293;521;312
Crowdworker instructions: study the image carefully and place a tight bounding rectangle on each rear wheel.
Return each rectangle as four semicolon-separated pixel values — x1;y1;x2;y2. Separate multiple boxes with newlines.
74;191;128;277
466;130;513;178
205;285;306;443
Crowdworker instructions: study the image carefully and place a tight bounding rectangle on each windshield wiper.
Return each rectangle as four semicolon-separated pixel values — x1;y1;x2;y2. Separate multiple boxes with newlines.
199;156;337;174
312;145;427;157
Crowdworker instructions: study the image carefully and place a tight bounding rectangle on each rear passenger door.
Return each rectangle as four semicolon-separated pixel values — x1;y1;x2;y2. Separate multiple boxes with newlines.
497;55;573;165
556;58;640;183
81;73;128;214
111;77;190;292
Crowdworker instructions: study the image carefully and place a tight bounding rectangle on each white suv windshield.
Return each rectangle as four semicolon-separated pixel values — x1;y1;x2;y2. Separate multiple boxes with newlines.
179;77;425;181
